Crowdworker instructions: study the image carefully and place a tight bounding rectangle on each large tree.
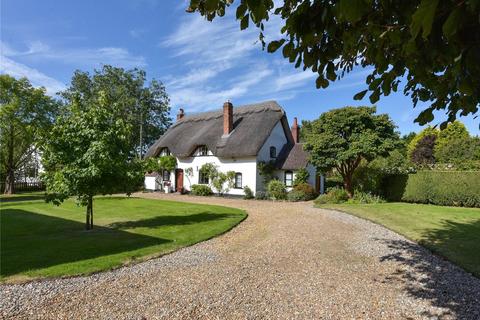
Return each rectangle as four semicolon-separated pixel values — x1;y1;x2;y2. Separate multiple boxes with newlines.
303;106;398;197
187;0;480;127
60;65;171;158
0;75;60;194
42;89;144;230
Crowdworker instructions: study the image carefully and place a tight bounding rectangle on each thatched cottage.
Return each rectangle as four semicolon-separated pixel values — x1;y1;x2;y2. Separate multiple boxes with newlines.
144;100;323;196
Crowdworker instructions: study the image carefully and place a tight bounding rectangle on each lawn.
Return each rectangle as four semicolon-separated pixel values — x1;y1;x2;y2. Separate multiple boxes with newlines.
0;194;246;282
317;202;480;277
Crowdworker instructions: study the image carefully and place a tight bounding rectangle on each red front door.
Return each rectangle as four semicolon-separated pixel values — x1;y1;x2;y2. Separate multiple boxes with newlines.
175;169;184;193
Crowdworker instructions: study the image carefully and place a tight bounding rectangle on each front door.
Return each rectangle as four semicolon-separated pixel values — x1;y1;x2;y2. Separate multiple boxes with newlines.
175;169;184;193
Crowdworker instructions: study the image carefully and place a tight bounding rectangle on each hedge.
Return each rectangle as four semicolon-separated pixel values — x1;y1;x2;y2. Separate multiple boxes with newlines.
383;171;480;207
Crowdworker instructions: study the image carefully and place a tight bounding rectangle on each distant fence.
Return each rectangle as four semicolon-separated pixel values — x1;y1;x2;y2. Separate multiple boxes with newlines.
0;181;45;193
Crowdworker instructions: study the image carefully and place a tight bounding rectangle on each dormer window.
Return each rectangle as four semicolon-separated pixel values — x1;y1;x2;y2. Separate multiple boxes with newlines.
270;146;277;158
195;145;209;156
160;148;170;156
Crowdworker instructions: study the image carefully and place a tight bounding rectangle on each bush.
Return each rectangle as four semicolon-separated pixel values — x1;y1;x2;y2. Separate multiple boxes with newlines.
293;168;309;186
350;190;385;204
352;165;384;194
402;171;480;207
267;180;287;200
325;173;343;190
314;187;349;205
243;185;254;199
289;183;318;201
191;184;213;196
255;190;268;200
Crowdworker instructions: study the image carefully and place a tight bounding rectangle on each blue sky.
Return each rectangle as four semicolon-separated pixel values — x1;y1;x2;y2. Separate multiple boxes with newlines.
2;0;478;135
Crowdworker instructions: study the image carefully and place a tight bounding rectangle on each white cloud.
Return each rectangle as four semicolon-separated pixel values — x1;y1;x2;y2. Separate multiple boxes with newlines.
0;55;65;95
3;41;146;69
160;12;311;111
161;8;370;113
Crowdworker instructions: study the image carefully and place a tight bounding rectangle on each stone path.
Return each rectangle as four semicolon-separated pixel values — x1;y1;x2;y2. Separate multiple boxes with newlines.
1;193;479;319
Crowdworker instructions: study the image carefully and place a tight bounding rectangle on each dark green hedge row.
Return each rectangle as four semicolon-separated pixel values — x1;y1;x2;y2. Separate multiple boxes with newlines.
383;171;480;207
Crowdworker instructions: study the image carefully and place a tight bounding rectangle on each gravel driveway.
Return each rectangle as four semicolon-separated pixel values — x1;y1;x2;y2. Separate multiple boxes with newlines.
2;194;479;319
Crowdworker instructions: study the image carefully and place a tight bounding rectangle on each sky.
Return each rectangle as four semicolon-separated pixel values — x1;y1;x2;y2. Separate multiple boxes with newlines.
1;0;479;136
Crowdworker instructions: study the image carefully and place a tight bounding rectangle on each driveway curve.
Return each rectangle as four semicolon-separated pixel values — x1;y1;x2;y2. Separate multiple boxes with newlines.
1;194;479;319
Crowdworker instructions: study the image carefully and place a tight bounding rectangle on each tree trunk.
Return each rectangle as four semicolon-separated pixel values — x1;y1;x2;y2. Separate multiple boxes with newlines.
4;169;15;194
343;173;354;198
4;124;15;194
85;196;94;230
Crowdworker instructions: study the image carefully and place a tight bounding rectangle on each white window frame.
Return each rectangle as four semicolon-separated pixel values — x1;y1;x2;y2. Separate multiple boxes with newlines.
284;171;293;187
234;172;242;189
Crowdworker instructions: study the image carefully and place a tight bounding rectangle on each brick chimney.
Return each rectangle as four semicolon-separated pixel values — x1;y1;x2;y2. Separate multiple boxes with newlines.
291;117;300;143
176;108;185;121
223;100;233;135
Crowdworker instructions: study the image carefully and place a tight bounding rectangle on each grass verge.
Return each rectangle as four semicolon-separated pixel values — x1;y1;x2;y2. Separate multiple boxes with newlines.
316;202;480;277
1;194;246;282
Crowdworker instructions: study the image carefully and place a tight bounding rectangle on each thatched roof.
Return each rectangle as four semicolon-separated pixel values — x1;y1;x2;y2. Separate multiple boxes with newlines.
275;143;309;170
145;101;294;158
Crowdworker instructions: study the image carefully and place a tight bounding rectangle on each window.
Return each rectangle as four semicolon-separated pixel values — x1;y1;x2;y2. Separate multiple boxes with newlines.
196;145;209;156
284;171;293;187
270;146;277;158
160;148;170;156
199;171;209;184
162;170;170;181
234;173;242;189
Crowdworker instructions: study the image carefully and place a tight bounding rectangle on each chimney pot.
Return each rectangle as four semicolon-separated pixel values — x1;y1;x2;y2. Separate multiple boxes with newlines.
177;108;185;121
223;100;233;135
291;117;300;143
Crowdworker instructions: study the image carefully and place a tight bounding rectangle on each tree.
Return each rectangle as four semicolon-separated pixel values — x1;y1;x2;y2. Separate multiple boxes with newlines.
41;90;144;230
187;0;480;127
435;135;480;168
60;65;171;158
410;134;437;166
0;75;60;194
303;106;398;197
434;121;469;156
407;126;438;161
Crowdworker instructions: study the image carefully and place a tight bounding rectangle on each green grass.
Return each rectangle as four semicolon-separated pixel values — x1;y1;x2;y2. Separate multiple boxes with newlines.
0;194;246;282
317;202;480;277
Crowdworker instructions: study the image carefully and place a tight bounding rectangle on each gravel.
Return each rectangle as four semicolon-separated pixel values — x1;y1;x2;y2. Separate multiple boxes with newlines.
1;194;479;319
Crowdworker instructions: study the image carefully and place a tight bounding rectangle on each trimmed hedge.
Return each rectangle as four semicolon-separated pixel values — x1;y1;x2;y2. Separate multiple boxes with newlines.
384;171;480;207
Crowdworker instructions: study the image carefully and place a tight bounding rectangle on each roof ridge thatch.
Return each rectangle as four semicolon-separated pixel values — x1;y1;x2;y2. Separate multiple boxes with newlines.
172;100;284;126
145;100;290;158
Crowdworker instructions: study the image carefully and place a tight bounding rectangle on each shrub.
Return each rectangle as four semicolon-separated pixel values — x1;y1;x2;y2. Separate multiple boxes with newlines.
314;187;349;205
324;172;343;190
287;190;305;202
352;164;384;194
243;185;254;199
191;184;213;196
267;180;287;200
293;168;309;186
402;171;480;207
255;190;268;200
349;190;385;204
290;183;317;201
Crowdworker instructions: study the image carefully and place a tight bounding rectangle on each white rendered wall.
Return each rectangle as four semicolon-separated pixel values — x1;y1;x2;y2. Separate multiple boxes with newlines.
144;176;159;190
256;121;289;191
176;156;257;196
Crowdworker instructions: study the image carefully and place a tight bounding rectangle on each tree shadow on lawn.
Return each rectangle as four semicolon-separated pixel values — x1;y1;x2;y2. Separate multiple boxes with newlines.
378;219;480;319
0;193;46;203
107;212;243;230
1;209;170;278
